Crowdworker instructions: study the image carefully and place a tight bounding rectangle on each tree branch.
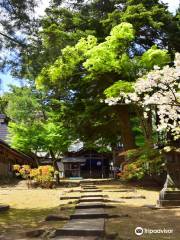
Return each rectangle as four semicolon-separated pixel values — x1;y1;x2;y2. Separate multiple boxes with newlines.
0;31;26;47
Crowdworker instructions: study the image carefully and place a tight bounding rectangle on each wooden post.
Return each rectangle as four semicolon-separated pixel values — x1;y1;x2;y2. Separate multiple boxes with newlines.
90;152;92;178
101;154;104;179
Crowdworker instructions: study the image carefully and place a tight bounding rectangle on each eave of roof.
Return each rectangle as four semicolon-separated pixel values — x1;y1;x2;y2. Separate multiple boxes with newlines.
0;139;33;163
62;157;86;163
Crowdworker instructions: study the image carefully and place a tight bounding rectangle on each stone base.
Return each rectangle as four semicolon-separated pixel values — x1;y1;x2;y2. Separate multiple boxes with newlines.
158;200;180;207
163;191;180;200
158;189;180;207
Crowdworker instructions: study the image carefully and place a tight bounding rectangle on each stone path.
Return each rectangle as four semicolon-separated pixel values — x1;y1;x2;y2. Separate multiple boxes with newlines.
80;189;102;193
55;184;106;239
71;208;107;219
55;218;104;236
76;202;105;209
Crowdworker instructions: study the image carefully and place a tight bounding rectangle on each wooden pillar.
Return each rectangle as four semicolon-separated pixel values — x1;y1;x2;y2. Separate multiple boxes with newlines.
90;152;92;178
101;154;104;179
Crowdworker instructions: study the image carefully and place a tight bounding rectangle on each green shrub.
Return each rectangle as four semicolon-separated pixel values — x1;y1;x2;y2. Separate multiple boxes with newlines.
120;147;165;181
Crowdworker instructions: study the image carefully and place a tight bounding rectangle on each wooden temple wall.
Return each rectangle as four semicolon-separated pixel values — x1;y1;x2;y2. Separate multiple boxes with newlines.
0;162;10;177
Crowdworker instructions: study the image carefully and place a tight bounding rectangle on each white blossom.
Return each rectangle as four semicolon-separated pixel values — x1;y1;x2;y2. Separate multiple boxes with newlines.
105;52;180;140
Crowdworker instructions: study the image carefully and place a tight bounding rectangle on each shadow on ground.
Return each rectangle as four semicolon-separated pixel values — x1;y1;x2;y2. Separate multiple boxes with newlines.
0;207;72;239
105;203;180;240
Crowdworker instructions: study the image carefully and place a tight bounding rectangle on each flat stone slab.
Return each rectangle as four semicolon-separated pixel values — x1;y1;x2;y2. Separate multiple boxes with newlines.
79;197;103;202
81;185;95;187
76;202;105;209
82;188;98;190
0;205;10;212
55;218;104;236
120;196;146;199
81;184;97;187
81;194;106;198
103;189;135;192
54;237;98;240
81;190;102;193
71;208;107;219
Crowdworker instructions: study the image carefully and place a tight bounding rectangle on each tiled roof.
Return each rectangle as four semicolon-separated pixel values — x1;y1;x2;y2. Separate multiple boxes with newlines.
62;157;86;163
0;123;9;142
0;139;34;164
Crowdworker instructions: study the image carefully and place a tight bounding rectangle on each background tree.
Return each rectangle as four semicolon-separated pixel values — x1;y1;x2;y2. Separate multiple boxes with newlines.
5;86;73;167
9;0;180;80
0;0;39;75
103;0;180;53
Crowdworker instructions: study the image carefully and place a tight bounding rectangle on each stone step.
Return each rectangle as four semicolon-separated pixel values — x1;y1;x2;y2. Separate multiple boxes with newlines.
81;190;102;193
71;208;107;219
55;218;105;236
79;197;103;202
81;184;97;187
82;189;98;191
120;196;146;199
82;187;98;190
76;202;105;209
81;194;106;198
103;189;135;192
54;236;98;240
0;205;10;212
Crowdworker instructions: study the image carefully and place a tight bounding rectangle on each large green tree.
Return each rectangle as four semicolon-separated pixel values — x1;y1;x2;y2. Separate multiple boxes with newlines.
1;0;179;153
7;0;179;80
36;23;170;150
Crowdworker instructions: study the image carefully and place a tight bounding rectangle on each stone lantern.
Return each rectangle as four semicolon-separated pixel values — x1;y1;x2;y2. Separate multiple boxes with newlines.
158;150;180;207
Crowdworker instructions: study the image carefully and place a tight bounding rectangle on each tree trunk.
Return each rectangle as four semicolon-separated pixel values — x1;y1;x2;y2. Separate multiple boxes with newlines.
136;106;153;147
49;149;60;184
118;106;136;150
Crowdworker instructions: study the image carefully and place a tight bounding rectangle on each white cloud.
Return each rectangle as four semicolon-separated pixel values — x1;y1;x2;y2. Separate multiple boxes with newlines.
161;0;179;13
35;0;50;17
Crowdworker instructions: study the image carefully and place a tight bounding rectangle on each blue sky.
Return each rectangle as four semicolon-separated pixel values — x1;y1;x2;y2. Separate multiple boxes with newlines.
0;0;179;94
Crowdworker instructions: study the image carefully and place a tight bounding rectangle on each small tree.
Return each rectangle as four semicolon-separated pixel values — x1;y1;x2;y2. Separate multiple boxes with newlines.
5;86;73;168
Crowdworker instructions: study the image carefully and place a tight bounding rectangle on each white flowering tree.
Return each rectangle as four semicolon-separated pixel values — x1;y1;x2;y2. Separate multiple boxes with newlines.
106;53;180;147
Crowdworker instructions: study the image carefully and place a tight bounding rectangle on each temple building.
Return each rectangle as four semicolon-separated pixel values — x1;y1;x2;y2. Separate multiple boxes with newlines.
0;114;33;177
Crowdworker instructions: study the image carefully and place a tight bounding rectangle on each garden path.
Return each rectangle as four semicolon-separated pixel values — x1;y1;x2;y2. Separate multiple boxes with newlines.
55;183;106;240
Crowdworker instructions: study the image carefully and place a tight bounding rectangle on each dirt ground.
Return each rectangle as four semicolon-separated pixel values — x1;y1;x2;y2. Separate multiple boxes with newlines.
98;183;180;240
0;180;179;239
0;180;78;239
0;180;81;208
